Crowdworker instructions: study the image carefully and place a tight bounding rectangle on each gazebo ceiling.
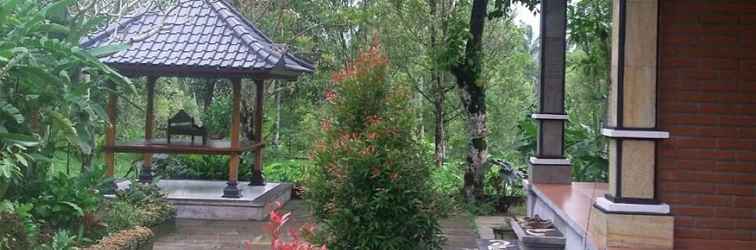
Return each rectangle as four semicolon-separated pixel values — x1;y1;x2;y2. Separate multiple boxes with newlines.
81;0;314;79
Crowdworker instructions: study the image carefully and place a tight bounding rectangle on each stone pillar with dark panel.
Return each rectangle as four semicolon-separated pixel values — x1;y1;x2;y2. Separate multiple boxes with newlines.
589;1;674;249
140;76;158;183
223;78;243;198
529;0;571;184
249;80;266;186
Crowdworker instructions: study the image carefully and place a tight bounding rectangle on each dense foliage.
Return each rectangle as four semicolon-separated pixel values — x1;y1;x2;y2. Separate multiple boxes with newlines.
306;43;444;250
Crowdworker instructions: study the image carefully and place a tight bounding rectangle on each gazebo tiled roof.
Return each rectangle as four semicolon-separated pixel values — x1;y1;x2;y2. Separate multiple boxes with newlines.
81;0;314;79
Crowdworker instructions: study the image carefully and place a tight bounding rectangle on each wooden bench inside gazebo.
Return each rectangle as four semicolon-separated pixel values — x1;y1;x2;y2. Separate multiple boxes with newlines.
81;0;313;200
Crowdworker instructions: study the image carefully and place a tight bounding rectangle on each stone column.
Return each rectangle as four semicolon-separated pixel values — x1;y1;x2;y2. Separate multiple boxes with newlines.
529;0;571;184
590;1;674;249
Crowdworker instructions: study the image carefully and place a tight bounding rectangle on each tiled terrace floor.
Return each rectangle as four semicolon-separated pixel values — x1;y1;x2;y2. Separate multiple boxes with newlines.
152;200;478;250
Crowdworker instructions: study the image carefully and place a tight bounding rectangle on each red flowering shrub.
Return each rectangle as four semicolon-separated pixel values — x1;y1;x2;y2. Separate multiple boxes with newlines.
246;202;326;250
306;39;444;250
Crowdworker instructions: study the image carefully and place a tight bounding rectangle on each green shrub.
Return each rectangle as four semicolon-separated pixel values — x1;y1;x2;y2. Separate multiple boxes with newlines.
263;159;306;183
114;181;176;227
202;94;232;137
306;43;443;250
103;201;142;234
30;170;105;230
0;201;40;249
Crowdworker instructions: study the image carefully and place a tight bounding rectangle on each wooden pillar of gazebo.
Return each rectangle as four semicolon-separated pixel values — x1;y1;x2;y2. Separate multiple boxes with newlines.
140;76;158;183
249;80;266;186
223;78;244;197
105;82;118;178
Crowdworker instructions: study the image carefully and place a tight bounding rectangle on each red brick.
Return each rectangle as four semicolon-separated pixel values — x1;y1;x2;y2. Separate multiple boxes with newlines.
674;206;716;217
677;149;735;160
695;172;735;183
733;196;756;208
676;228;711;239
664;57;698;68
700;58;739;70
697;217;738;229
698;194;733;207
732;175;756;185
673;138;715;149
741;128;756;138
676;216;696;227
710;229;752;241
668;127;700;136
700;127;740;138
660;102;699;113
676;239;756;250
699;103;736;114
716;162;756;173
720;115;756;126
714;207;754;218
663;182;716;193
661;193;698;205
735;219;756;230
736;151;756;161
717;138;755;150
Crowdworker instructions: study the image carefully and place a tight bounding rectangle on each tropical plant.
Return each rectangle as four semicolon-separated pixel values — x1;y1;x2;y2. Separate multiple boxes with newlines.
246;202;326;250
0;0;133;181
0;201;37;250
307;42;444;250
29;168;106;233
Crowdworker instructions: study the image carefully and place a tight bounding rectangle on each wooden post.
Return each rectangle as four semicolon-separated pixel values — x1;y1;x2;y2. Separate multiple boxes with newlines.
223;78;243;198
140;76;158;183
249;79;265;186
528;0;571;184
105;82;118;178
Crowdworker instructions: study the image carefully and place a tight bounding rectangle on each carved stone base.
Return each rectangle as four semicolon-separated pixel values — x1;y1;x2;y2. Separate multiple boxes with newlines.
248;170;265;186
139;168;154;184
588;205;674;250
222;181;243;198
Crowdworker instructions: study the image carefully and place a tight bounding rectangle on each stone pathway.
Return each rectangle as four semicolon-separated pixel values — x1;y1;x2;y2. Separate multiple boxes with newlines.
152;200;478;250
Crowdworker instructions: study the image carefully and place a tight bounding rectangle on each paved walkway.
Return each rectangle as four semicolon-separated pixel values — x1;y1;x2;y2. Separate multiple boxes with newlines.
152;200;478;250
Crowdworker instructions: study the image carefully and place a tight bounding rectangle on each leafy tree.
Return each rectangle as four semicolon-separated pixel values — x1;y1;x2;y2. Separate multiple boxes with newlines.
307;42;443;250
447;0;537;202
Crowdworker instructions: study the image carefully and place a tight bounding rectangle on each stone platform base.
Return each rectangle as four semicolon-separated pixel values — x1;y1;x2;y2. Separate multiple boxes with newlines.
115;180;292;221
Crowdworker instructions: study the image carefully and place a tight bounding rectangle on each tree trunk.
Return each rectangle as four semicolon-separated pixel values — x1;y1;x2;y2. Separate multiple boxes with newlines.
203;79;215;112
452;0;489;202
433;92;446;167
429;0;447;167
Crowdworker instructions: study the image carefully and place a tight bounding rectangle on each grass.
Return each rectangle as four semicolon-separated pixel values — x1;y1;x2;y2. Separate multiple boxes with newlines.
51;150;140;178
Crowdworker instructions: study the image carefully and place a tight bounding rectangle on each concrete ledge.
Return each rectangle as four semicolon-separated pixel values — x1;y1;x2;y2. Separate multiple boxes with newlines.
601;128;670;139
526;182;602;250
594;197;670;215
531;113;569;120
114;180;292;221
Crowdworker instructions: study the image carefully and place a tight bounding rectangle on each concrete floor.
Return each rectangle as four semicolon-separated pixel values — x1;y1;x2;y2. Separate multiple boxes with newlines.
151;200;478;250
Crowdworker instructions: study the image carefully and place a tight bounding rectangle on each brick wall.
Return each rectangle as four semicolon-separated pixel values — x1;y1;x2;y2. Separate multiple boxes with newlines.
658;1;756;249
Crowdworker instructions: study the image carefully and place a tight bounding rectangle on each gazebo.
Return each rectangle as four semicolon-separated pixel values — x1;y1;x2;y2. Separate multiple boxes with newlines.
81;0;314;198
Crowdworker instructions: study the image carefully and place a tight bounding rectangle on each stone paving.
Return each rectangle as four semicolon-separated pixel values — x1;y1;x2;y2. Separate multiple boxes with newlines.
151;200;479;250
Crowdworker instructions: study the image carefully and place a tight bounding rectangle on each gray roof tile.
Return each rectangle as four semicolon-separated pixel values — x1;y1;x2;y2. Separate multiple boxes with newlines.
81;0;313;77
